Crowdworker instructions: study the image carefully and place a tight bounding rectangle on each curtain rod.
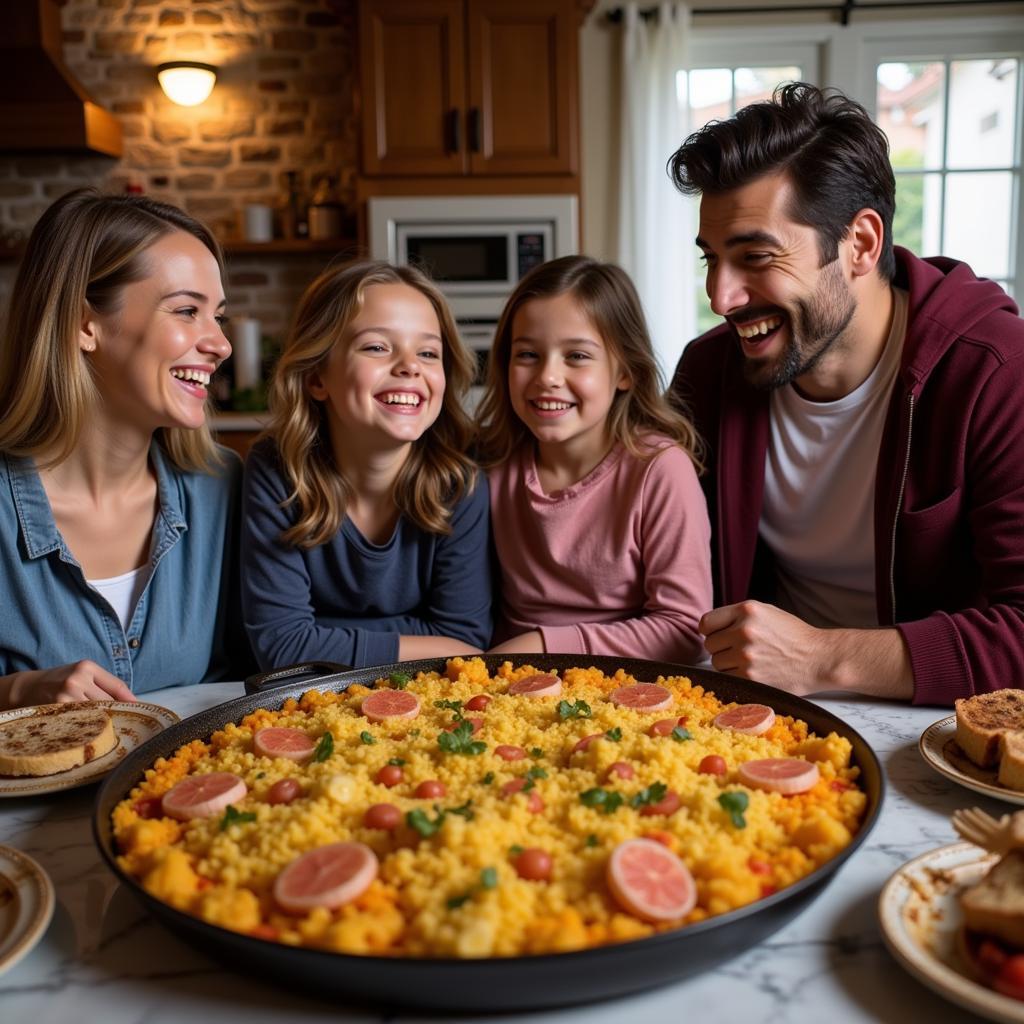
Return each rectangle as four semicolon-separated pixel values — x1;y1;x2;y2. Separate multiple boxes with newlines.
605;1;1021;28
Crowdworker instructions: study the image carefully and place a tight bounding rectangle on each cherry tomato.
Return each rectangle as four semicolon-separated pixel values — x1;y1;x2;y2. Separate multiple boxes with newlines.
572;733;604;754
607;761;635;780
415;779;446;798
266;778;302;805
495;744;526;761
527;792;544;814
638;789;682;817
502;778;527;796
747;858;771;875
698;755;727;776
364;803;402;830
375;764;403;787
649;718;680;737
514;848;553;881
443;717;483;734
133;796;164;819
465;694;491;712
760;884;777;899
830;780;853;791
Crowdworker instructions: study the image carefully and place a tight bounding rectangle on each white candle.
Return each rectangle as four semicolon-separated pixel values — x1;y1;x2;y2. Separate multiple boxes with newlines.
243;204;273;242
232;317;262;391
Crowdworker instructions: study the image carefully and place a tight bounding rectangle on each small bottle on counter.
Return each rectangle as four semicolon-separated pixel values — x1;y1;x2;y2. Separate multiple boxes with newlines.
279;169;308;240
307;174;344;240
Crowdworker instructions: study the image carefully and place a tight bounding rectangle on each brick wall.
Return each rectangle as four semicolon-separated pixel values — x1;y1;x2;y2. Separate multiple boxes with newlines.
0;0;359;346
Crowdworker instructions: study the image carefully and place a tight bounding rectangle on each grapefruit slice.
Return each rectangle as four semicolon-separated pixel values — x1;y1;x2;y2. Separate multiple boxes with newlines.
606;838;696;922
609;683;673;712
273;841;379;913
361;689;421;722
713;703;776;735
161;772;247;821
508;673;562;698
738;758;820;795
253;727;316;763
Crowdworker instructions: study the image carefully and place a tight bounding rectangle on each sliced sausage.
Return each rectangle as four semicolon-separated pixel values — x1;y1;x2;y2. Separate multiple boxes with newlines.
253;727;316;763
273;841;379;913
712;704;776;736
606;837;697;922
361;690;421;722
508;673;562;698
738;757;820;795
161;772;248;821
609;683;673;712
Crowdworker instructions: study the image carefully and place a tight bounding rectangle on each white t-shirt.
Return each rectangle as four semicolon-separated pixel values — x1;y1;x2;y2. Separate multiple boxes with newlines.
759;287;908;629
88;565;151;631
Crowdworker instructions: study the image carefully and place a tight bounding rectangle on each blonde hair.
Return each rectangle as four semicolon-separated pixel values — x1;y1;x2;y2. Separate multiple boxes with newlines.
266;259;478;549
0;188;224;471
475;255;704;471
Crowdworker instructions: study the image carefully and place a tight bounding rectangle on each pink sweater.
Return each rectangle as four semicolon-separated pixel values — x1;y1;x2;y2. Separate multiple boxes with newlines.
488;440;712;663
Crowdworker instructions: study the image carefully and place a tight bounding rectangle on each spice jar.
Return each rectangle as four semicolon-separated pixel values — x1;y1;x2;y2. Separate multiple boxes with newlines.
308;174;344;240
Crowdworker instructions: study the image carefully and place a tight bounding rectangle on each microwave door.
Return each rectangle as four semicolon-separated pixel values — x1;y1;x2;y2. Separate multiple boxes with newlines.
399;227;512;295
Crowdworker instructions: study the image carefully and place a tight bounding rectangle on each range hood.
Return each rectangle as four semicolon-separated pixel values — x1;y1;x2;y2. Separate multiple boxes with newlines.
0;0;122;157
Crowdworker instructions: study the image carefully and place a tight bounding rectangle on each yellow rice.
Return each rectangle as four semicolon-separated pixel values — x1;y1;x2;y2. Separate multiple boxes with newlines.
112;658;868;958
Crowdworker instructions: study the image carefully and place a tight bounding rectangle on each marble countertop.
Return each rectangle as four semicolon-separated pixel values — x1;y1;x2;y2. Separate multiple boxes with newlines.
0;683;1002;1023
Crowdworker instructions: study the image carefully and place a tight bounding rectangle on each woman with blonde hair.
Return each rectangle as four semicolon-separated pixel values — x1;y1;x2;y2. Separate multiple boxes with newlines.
241;259;492;669
0;187;247;709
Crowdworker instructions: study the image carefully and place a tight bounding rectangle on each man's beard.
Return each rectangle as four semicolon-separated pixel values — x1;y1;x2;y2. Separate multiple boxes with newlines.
742;260;856;391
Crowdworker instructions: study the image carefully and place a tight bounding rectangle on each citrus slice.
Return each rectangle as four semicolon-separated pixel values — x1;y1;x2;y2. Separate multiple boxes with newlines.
713;703;776;735
738;757;820;795
273;841;379;913
606;838;696;922
609;683;673;712
508;673;562;698
253;727;316;763
161;772;247;821
361;689;421;722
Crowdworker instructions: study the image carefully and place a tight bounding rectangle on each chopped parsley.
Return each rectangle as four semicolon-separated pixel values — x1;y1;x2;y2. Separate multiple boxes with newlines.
447;865;499;910
530;747;545;759
389;672;411;690
387;757;406;767
312;731;334;762
255;772;266;779
359;730;376;745
580;787;625;814
219;805;257;831
446;892;472;910
558;699;593;720
585;834;598;848
631;782;668;809
480;866;498;889
438;719;486;756
407;800;475;839
509;844;524;856
604;727;623;742
671;726;693;743
434;698;464;720
719;791;749;829
482;772;495;785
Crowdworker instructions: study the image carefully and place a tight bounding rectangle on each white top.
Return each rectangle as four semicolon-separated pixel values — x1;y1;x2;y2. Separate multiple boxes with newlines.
87;564;150;630
760;287;908;629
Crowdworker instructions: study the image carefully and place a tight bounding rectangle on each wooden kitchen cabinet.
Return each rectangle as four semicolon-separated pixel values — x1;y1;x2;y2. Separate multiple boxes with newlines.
358;0;579;178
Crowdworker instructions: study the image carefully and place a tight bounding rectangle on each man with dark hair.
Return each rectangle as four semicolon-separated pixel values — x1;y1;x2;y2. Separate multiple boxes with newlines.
669;82;1024;704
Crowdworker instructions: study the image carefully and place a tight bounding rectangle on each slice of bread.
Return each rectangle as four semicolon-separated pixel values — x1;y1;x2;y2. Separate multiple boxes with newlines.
999;732;1024;792
961;849;1024;948
0;705;116;777
955;689;1024;768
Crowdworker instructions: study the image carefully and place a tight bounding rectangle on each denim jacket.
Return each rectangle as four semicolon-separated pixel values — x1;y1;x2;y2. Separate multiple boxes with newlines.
0;443;248;694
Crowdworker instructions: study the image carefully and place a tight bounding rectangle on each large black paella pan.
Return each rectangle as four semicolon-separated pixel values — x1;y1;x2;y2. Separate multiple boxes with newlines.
93;655;884;1012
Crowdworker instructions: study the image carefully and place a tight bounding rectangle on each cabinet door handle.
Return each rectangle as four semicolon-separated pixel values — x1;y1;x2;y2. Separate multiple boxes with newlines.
468;108;481;153
448;108;461;153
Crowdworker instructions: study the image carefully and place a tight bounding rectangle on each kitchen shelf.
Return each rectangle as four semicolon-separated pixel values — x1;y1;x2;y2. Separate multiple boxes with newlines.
222;238;356;255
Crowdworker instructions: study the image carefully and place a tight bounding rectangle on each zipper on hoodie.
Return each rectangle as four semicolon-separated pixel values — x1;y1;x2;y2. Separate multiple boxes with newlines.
888;391;915;623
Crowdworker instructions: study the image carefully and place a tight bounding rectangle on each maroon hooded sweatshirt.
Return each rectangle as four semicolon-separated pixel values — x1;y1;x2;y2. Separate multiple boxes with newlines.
671;247;1024;705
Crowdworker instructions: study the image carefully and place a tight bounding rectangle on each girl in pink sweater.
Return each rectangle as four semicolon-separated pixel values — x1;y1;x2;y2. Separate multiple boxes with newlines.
476;256;712;663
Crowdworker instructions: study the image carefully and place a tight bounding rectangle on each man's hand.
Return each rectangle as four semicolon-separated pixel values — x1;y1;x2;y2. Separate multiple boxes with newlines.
699;600;914;699
488;630;545;656
0;661;137;710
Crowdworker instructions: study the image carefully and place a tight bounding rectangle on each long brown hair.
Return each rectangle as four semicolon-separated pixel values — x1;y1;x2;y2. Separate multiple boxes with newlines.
0;186;224;471
475;255;704;471
266;259;478;549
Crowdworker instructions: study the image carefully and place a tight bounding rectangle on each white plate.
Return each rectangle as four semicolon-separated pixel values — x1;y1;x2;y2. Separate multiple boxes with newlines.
879;841;1024;1024
0;844;54;976
920;716;1024;807
0;701;179;797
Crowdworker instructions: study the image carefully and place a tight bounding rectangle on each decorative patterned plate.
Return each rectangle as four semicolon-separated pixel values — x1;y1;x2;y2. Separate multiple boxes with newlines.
0;844;54;976
0;702;179;797
879;841;1024;1024
920;716;1024;807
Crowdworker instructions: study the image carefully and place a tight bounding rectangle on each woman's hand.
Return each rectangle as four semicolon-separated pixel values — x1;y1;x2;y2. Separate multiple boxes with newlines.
488;631;545;655
0;661;137;710
397;636;483;661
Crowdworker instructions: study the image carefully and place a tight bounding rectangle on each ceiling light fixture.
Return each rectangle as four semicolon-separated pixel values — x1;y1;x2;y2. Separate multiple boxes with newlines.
156;62;217;107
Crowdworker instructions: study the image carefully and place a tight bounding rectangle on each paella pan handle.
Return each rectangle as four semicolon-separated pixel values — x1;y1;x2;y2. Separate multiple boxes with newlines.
244;660;353;695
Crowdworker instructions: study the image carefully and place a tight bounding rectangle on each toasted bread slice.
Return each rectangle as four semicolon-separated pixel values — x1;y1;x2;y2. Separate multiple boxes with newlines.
955;689;1024;769
999;732;1024;792
961;849;1024;948
0;705;116;777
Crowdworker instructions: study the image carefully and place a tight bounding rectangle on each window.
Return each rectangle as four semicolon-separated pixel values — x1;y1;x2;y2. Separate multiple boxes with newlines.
876;57;1020;296
678;64;806;335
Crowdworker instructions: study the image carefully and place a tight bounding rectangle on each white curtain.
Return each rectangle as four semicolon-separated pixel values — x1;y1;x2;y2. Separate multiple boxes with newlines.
616;2;694;383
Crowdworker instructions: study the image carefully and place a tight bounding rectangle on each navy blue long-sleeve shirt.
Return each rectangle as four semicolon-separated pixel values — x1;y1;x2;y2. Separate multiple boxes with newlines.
241;440;493;670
